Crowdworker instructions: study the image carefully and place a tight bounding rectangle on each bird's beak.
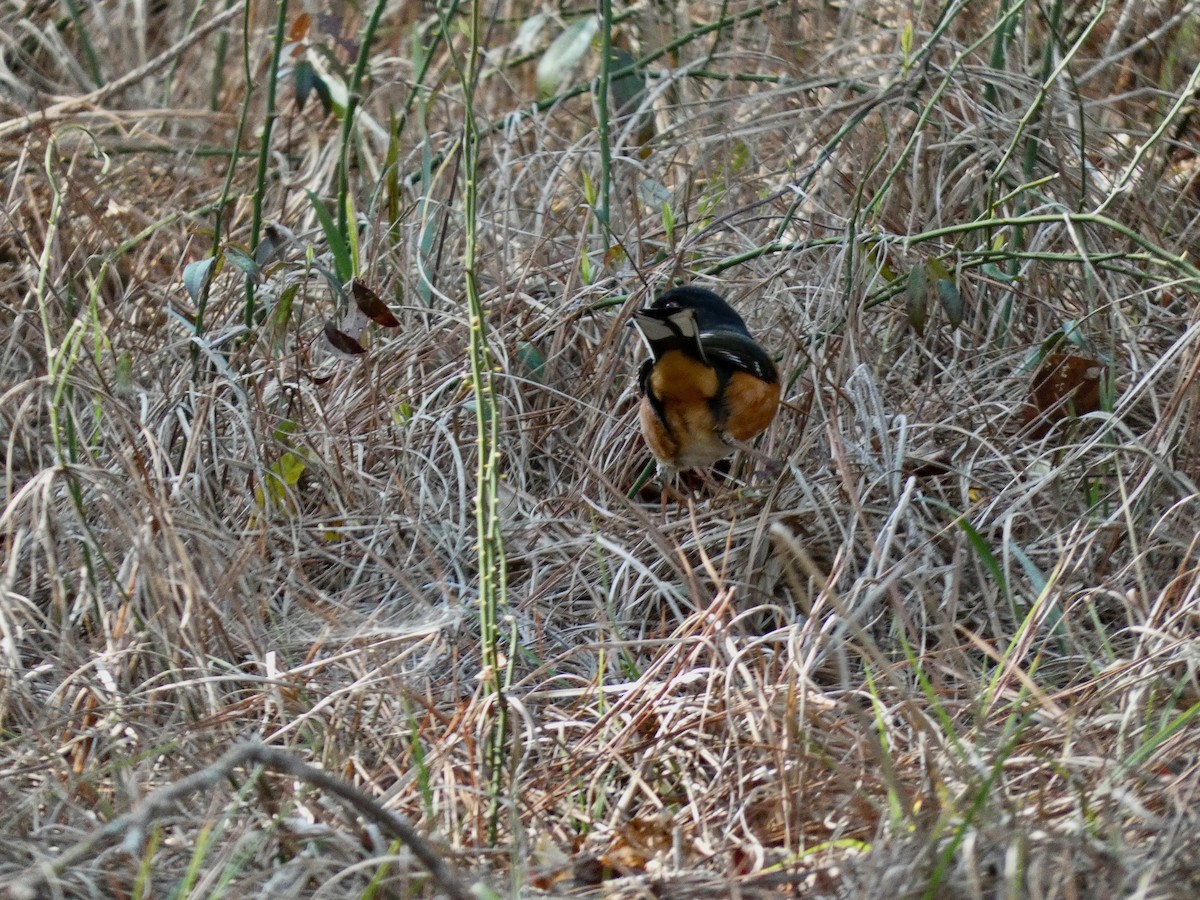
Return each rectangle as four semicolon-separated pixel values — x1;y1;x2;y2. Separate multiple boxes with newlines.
626;306;662;326
632;307;678;322
629;307;690;345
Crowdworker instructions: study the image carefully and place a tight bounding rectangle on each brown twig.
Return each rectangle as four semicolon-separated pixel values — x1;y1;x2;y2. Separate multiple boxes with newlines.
0;2;246;142
4;742;478;900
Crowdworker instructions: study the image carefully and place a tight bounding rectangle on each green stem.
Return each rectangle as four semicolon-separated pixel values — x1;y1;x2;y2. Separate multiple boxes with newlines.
335;0;391;246
194;2;252;358
595;0;613;233
461;0;509;844
245;0;289;329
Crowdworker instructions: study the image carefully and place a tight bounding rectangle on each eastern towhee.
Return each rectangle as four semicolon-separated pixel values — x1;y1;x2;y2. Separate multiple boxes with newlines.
629;286;780;471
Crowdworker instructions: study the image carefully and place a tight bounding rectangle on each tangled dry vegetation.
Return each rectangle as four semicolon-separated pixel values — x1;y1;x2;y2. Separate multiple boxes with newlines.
3;0;1200;897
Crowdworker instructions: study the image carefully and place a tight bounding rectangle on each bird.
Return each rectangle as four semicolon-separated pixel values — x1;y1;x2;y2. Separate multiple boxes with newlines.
628;286;780;472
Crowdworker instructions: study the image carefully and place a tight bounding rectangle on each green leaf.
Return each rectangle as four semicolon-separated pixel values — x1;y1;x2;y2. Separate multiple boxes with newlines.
609;47;642;115
981;262;1017;282
312;72;334;115
905;264;928;335
1060;319;1088;350
259;450;309;510
310;261;348;303
307;191;353;282
304;53;348;119
912;258;964;330
116;351;133;392
273;282;299;330
343;191;360;277
536;16;599;101
294;59;317;109
411;21;429;76
256;223;286;268
936;278;963;328
729;141;750;174
182;257;216;302
959;521;1006;595
1117;699;1200;778
636;178;670;207
224;245;261;280
581;168;596;207
609;46;653;145
1008;542;1046;595
273;419;298;443
517;341;547;382
864;240;898;282
515;13;548;54
385;113;402;234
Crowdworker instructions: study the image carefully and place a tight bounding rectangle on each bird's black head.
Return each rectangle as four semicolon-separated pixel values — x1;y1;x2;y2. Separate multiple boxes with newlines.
646;286;750;336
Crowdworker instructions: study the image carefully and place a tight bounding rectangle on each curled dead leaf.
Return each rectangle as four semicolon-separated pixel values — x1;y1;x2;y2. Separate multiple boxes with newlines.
1025;352;1102;435
324;321;366;356
351;279;400;328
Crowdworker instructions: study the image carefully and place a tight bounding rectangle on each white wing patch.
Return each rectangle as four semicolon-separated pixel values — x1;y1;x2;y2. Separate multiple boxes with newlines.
631;308;699;355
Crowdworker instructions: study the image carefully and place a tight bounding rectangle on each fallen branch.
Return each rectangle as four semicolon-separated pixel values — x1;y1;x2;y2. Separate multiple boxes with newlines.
0;2;246;142
4;742;478;900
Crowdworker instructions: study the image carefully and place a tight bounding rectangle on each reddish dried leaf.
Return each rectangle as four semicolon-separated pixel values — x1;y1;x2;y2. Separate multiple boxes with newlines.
352;280;400;328
324;321;366;355
571;855;611;886
598;843;647;875
1026;352;1102;431
902;453;955;479
590;814;670;879
731;844;754;876
622;815;673;855
288;12;312;41
529;870;566;891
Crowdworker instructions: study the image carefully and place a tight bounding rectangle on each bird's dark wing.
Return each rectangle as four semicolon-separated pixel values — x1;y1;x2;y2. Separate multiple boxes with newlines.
698;331;778;384
637;357;655;395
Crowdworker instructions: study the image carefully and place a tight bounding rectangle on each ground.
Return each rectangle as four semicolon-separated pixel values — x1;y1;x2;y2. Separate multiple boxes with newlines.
2;1;1200;897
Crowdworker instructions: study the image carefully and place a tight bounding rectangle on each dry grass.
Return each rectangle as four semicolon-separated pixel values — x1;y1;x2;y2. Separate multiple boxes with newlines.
3;0;1200;897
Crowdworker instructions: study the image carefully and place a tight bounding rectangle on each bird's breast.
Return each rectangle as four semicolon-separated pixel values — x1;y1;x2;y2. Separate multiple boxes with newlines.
647;350;720;402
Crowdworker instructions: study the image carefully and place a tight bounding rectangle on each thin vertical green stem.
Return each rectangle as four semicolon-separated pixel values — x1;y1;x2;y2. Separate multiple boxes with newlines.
336;0;391;249
194;1;252;357
35;142;67;459
983;0;1018;110
210;0;239;110
62;0;103;87
595;0;613;234
245;0;289;328
462;0;509;843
